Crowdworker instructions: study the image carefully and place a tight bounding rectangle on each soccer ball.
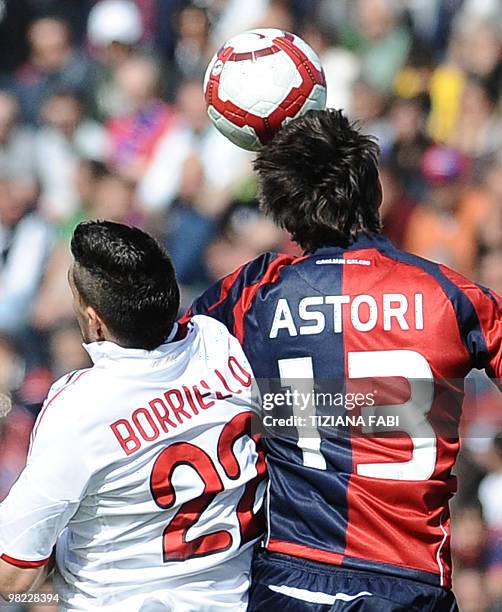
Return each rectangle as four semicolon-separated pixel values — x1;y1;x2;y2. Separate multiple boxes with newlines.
204;28;327;151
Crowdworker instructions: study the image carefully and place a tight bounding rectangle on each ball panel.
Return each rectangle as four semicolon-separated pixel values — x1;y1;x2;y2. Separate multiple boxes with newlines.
208;105;261;151
306;83;328;111
226;28;285;53
290;33;324;73
218;53;300;118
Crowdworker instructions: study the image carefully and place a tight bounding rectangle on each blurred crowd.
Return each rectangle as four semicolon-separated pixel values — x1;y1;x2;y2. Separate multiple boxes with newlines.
0;1;501;610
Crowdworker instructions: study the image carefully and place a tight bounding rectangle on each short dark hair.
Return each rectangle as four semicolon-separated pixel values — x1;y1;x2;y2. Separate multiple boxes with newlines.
254;109;382;251
71;220;180;350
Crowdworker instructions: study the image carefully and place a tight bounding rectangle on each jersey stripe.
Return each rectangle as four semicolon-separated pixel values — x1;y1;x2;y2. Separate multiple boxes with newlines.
267;540;344;565
476;283;501;310
0;553;50;568
207;264;246;314
232;255;302;343
31;369;92;441
436;510;449;587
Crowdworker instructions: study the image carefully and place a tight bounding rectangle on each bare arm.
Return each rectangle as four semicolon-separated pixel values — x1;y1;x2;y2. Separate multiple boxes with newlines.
0;556;53;599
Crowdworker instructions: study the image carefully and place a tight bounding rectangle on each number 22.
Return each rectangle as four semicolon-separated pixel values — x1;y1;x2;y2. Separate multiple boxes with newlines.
150;411;265;562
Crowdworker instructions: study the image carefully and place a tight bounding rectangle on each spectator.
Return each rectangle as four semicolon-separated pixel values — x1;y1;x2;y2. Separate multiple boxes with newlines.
138;79;252;213
105;55;173;181
349;79;393;149
478;433;502;606
427;27;465;144
0;178;53;334
255;0;296;32
478;158;502;255
386;95;432;200
34;90;105;221
455;16;502;99
453;568;490;612
302;21;360;112
14;16;91;124
353;0;412;93
0;336;33;503
451;504;487;569
0;2;502;608
169;3;212;91
0;91;36;180
450;76;502;163
87;0;145;120
478;435;502;531
47;319;91;378
404;145;488;276
32;170;138;335
379;163;416;248
27;0;95;44
164;155;217;288
478;251;502;295
205;199;283;283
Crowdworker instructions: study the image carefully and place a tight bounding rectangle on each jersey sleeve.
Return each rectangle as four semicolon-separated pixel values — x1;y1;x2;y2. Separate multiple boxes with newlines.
440;265;502;378
180;252;294;341
0;381;91;567
471;286;502;378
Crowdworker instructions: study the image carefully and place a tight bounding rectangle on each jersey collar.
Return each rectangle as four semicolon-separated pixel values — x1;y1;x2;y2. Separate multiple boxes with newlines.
310;233;392;255
83;323;188;365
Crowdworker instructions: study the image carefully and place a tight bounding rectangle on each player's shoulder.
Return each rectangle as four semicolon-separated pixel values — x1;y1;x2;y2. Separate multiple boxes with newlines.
423;259;500;306
190;313;231;336
44;368;96;410
32;368;95;438
437;264;502;311
386;244;501;313
380;242;484;292
237;250;301;282
190;314;242;350
189;315;250;370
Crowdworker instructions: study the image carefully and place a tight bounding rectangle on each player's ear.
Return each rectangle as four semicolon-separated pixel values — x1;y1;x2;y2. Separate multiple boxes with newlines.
86;306;107;342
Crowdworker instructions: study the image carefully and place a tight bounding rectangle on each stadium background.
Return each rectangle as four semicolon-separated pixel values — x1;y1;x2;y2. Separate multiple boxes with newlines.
0;0;501;610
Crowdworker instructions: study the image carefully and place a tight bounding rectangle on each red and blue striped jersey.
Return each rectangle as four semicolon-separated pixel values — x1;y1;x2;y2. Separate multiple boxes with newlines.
183;233;502;588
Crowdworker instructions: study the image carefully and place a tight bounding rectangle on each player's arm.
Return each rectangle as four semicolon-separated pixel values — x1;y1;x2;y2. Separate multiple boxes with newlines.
474;287;502;381
0;556;53;597
443;268;502;380
0;385;90;594
438;266;502;381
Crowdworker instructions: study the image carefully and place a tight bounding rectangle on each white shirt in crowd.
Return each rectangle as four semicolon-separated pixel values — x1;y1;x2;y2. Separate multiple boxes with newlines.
0;316;265;611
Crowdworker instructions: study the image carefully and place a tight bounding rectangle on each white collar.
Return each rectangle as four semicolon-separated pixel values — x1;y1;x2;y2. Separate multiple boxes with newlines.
83;323;184;365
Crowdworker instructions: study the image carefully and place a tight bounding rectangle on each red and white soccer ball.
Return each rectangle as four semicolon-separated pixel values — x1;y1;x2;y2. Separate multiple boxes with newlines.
204;28;327;151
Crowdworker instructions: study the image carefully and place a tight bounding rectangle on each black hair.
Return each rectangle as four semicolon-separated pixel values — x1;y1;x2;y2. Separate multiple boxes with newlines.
85;159;109;181
71;220;180;350
493;431;502;458
253;109;382;251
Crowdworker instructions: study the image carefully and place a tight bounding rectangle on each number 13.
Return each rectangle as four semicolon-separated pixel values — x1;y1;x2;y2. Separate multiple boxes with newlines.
278;350;436;481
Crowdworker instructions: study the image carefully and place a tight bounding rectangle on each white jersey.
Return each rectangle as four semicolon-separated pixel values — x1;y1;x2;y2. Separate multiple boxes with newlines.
0;316;265;611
